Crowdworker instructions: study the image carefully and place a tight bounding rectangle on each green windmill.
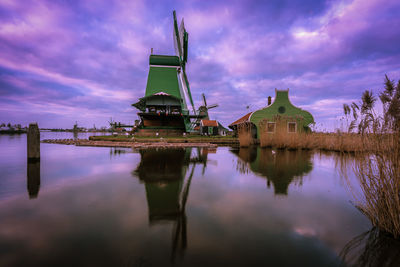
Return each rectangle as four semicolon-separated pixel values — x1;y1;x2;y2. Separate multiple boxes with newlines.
133;11;205;135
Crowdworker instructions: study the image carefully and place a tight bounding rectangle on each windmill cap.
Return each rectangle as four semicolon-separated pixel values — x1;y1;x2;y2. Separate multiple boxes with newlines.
149;55;180;66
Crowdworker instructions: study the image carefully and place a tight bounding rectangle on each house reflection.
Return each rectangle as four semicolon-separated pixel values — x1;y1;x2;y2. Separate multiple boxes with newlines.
27;161;40;199
133;147;210;262
232;147;313;195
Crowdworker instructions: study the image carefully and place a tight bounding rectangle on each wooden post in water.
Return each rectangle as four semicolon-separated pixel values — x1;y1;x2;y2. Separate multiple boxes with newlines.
27;123;40;162
27;161;40;198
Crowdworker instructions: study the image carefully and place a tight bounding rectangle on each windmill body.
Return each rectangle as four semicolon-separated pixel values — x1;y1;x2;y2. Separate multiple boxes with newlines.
133;11;205;135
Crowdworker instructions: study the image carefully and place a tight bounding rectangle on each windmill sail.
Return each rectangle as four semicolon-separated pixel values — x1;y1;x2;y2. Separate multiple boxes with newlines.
202;93;207;106
207;104;219;109
179;19;189;64
173;11;183;60
182;68;195;114
173;11;195;114
183;30;188;63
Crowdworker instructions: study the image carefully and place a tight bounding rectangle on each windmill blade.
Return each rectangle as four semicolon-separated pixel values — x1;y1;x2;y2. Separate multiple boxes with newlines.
179;18;189;64
183;30;188;63
207;104;218;109
179;18;185;56
202;93;207;107
174;11;194;114
173;11;183;59
182;68;196;113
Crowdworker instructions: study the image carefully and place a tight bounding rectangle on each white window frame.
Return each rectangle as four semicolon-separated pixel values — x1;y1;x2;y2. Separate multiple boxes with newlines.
287;122;297;133
267;122;276;133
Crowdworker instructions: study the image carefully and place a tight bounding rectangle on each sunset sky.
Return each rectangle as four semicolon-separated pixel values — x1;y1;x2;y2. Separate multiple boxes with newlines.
1;0;399;130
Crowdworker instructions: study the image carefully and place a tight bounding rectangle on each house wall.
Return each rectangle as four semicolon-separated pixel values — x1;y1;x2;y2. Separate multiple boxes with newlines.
200;126;218;135
250;90;314;136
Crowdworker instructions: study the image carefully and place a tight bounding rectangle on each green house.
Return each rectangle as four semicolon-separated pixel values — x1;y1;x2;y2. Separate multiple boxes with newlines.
249;89;314;137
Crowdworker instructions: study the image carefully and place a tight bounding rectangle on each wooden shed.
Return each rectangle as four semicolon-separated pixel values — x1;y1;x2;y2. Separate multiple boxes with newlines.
200;120;218;135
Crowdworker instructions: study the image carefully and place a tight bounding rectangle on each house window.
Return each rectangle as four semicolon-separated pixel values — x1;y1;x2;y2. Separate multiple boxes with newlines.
278;106;286;114
288;122;297;133
267;122;276;133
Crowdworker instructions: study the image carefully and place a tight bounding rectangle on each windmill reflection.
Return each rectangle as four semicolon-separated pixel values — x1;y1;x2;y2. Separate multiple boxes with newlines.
27;161;40;199
133;147;211;263
232;147;313;195
109;147;128;158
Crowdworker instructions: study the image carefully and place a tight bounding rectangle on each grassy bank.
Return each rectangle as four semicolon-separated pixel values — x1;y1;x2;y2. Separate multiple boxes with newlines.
91;132;388;152
89;134;239;145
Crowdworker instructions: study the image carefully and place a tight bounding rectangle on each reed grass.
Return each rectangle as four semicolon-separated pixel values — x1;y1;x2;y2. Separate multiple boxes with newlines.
352;133;400;238
259;121;368;152
237;122;254;147
340;227;400;267
341;75;400;239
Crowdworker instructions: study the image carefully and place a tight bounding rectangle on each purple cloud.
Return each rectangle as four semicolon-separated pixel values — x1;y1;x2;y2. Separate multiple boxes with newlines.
0;0;399;129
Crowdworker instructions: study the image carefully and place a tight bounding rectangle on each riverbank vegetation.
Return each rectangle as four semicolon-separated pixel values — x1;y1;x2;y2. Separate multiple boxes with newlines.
238;122;255;147
344;75;400;239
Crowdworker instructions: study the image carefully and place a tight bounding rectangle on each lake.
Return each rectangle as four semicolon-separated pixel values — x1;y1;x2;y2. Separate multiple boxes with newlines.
0;132;373;266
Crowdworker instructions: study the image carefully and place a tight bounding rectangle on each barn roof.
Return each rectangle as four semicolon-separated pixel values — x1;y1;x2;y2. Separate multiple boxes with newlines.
201;120;218;127
228;112;253;128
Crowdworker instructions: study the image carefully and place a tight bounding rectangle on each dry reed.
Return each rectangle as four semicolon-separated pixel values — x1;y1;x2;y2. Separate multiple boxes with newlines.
259;118;368;152
341;75;400;238
237;122;254;147
259;116;310;149
352;133;400;238
339;227;400;267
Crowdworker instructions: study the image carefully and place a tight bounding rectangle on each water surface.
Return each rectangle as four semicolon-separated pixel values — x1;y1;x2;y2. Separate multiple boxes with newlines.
0;133;374;266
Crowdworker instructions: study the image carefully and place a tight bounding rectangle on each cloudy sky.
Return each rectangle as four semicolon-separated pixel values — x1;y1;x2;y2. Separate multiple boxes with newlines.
1;0;399;130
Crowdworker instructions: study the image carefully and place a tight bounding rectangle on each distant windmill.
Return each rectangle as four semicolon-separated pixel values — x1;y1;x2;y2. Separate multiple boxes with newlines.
108;117;116;133
197;93;219;120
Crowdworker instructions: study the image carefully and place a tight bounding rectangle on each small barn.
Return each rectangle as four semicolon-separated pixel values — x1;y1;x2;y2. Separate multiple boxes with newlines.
200;120;218;135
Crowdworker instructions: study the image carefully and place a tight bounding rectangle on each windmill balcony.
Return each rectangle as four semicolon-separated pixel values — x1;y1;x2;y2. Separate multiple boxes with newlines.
145;106;182;115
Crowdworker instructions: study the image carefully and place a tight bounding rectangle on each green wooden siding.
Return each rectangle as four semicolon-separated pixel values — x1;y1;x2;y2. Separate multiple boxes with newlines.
145;67;182;99
250;90;314;136
149;55;180;66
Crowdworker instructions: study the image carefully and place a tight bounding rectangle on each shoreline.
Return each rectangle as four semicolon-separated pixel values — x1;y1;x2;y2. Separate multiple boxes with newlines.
88;135;239;145
42;139;219;148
